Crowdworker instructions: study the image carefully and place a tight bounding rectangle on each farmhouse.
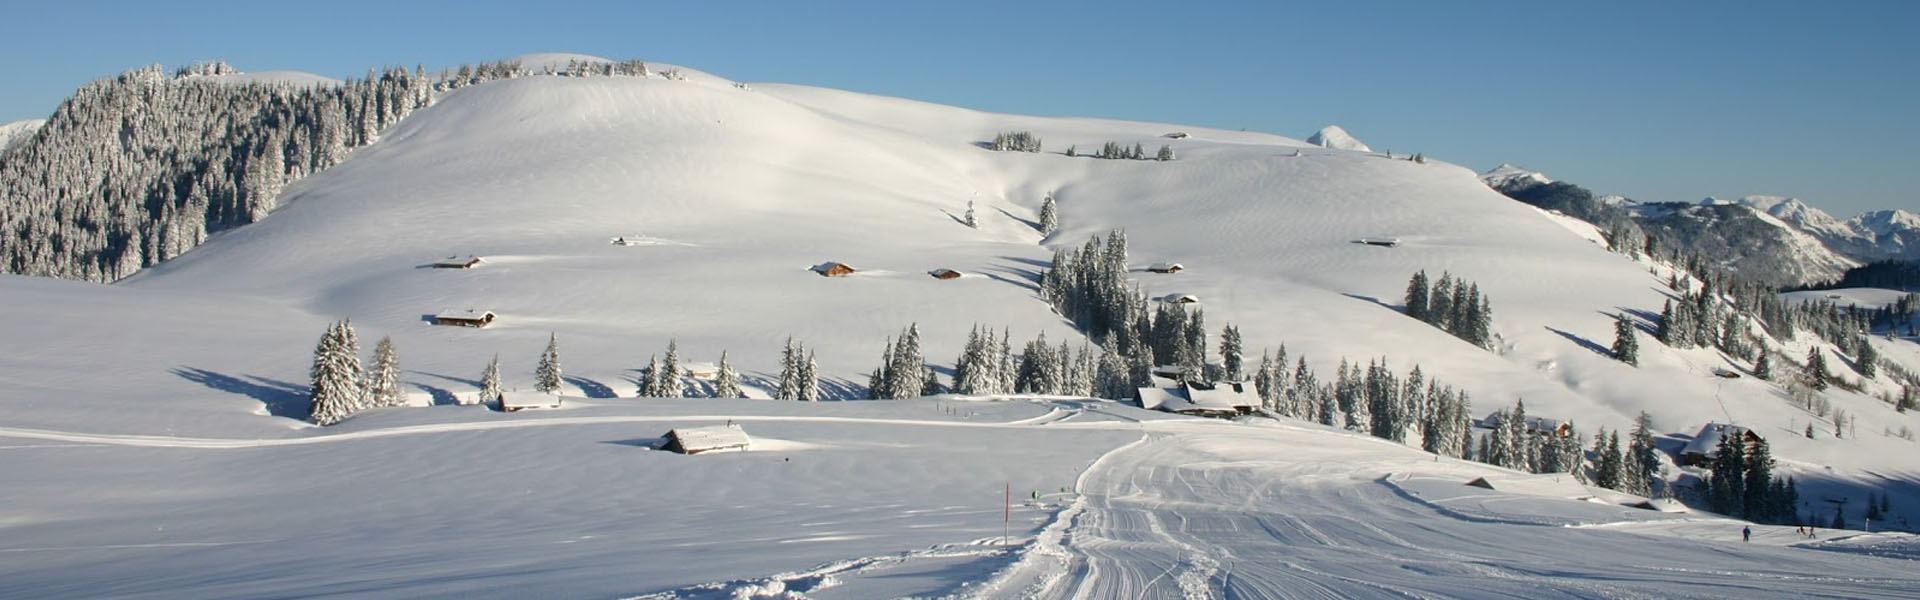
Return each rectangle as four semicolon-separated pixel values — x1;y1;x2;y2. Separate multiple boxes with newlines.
1147;262;1184;274
432;309;496;328
1680;423;1762;467
661;424;752;454
498;391;561;412
928;268;963;280
431;255;484;269
1132;379;1257;419
811;262;855;277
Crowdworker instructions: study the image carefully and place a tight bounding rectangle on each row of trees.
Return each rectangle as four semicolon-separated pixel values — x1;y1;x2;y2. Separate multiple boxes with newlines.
1704;433;1799;524
1067;141;1174;161
1403;270;1495;348
307;320;404;425
990;131;1042;153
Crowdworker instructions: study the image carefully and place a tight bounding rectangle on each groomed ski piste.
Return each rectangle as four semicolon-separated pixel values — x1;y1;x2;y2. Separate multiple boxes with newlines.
2;54;1918;597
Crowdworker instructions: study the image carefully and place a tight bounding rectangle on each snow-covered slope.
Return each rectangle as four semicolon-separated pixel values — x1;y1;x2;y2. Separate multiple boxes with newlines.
1305;124;1371;151
3;56;1920;597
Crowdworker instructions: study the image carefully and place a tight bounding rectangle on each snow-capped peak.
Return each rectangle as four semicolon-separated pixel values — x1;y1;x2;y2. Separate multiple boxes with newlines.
1306;125;1371;152
0;119;42;152
1479;163;1553;189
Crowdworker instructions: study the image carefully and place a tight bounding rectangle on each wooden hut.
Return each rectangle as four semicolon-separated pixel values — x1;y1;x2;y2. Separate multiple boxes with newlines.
928;268;963;280
1163;294;1200;304
432;309;496;328
432;255;484;269
661;425;752;454
811;262;856;277
498;391;561;412
1681;423;1762;467
1357;237;1401;248
1147;262;1184;274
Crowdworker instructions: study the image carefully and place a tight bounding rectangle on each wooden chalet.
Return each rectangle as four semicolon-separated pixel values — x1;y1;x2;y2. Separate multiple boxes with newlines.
432;255;484;269
1146;262;1184;274
661;424;752;454
1680;423;1762;467
432;309;496;328
1356;237;1401;248
1163;294;1200;304
811;262;856;277
928;268;963;280
498;391;561;412
1131;379;1257;419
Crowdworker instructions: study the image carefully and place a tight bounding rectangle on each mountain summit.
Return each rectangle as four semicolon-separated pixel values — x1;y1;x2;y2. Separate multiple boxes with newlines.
1306;125;1371;152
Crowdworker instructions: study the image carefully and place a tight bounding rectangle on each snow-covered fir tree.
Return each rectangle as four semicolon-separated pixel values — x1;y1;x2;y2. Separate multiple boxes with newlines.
1038;193;1059;235
1404;270;1430;322
535;333;562;394
1219;325;1244;381
1627;412;1661;496
640;354;664;397
1156;144;1175;161
712;351;743;398
1611;314;1639;366
366;335;402;408
890;324;925;399
964;199;977;228
777;337;803;400
1806;347;1831;391
798;351;820;401
1753;350;1772;380
662;339;686;398
307;320;362;426
479;354;501;406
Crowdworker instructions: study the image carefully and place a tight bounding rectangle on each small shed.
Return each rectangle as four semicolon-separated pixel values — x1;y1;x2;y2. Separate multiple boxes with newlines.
432;309;496;328
1163;132;1189;139
1163;294;1200;304
1357;237;1401;248
662;424;752;454
1147;262;1184;274
929;268;963;280
610;236;643;246
498;391;561;412
432;255;484;269
811;262;856;277
1681;423;1762;467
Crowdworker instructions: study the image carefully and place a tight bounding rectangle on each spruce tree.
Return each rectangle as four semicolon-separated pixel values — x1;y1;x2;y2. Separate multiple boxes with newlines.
1404;270;1430;322
799;351;820;401
1753;350;1772;380
1038;193;1058;235
1220;325;1244;381
1806;347;1831;391
535;333;562;394
964;199;977;228
367;335;402;407
1858;340;1878;379
1611;314;1639;366
1156;144;1174;161
713;350;743;398
1627;412;1660;496
479;354;501;406
890;324;925;399
662;339;685;398
307;321;360;425
641;354;663;397
1744;437;1774;521
778;337;801;400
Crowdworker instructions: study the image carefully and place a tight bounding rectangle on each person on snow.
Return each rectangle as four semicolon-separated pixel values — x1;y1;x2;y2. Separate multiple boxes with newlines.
1743;525;1752;542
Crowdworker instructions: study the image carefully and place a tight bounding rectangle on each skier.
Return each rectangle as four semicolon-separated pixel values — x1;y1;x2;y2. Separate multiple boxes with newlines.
1742;525;1752;542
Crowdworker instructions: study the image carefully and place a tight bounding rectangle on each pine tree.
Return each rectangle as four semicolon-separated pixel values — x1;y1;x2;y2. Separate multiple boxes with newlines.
662;339;686;398
890;324;925;399
1591;428;1622;489
1220;325;1244;381
1753;350;1772;380
1627;412;1661;497
1611;314;1639;366
869;338;894;400
922;365;942;396
964;199;978;228
535;333;562;394
1428;273;1453;329
1806;347;1831;391
478;354;501;406
641;354;664;397
307;321;360;425
1038;193;1059;235
1156;144;1175;161
713;350;743;398
1744;437;1775;521
778;337;801;400
367;335;402;407
799;351;820;402
1404;270;1430;322
1858;340;1878;379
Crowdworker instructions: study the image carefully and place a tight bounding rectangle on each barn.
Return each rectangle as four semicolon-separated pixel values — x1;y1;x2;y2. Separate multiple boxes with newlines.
661;425;752;454
928;268;963;280
811;262;856;277
432;309;496;328
432;255;484;269
498;391;561;412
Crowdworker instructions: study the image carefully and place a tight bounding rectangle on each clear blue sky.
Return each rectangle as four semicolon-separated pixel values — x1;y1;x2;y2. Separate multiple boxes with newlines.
4;0;1915;216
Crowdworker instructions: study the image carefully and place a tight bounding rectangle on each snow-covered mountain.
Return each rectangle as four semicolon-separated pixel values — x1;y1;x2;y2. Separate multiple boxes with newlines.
0;118;39;151
2;55;1918;597
1729;195;1920;264
1305;124;1371;151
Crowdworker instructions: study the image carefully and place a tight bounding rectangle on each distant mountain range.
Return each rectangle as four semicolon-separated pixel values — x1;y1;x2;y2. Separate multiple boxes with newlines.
1481;164;1918;288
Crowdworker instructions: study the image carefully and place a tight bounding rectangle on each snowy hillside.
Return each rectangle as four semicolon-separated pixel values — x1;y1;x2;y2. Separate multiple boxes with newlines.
0;118;38;151
3;55;1920;597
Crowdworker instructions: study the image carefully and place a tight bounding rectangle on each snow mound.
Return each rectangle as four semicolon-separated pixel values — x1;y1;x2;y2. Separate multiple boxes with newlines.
1306;125;1372;152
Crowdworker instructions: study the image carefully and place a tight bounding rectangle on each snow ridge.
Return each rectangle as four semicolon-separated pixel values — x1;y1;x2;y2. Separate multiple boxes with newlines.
1306;125;1371;151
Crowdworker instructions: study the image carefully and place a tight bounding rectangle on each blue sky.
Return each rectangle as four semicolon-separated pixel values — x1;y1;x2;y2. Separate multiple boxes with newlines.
4;1;1915;216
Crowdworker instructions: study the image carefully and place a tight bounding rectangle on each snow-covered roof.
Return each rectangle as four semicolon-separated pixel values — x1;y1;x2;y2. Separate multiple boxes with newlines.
432;255;483;268
665;425;751;454
1682;423;1755;457
1186;382;1256;411
499;391;561;410
1134;387;1185;411
1147;262;1183;272
434;309;495;321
